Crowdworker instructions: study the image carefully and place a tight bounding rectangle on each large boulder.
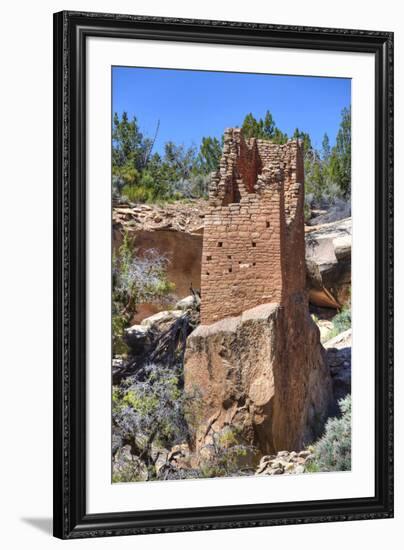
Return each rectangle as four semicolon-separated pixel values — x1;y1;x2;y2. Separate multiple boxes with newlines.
184;300;335;457
113;308;197;384
305;217;351;307
175;294;199;311
124;324;152;356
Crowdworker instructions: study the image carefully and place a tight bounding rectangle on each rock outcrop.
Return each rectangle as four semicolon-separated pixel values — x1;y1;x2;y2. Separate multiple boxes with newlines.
112;200;207;234
305;217;351;307
185;301;334;456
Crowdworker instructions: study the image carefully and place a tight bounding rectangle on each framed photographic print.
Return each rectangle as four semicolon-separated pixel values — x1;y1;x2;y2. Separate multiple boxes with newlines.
53;11;394;539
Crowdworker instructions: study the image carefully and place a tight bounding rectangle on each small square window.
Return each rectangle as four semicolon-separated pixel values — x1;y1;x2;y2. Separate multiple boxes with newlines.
252;242;257;247
218;242;223;247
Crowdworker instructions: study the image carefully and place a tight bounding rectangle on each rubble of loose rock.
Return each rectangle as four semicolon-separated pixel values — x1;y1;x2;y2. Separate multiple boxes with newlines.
112;199;208;235
255;449;315;475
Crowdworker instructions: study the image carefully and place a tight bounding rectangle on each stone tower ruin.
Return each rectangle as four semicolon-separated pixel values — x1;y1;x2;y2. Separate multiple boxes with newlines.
185;128;334;458
200;128;306;324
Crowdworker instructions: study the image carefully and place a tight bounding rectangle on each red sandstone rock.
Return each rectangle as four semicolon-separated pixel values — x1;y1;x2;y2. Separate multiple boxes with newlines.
184;302;334;455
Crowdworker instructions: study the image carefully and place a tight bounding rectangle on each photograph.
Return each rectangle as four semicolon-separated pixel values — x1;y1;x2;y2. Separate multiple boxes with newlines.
111;67;352;483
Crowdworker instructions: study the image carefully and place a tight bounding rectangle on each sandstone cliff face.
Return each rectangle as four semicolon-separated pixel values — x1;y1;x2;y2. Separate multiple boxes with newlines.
127;230;202;319
184;300;335;456
113;202;205;323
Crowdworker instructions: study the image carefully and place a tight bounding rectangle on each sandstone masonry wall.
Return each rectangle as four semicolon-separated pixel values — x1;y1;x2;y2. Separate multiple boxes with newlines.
201;128;305;324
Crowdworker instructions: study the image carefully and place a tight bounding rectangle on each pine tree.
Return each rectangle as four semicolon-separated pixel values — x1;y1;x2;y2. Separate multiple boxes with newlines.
241;110;287;142
241;113;263;139
263;111;275;138
321;133;331;162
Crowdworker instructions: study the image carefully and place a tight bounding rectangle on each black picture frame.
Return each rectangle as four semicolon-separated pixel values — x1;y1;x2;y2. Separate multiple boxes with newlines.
53;10;394;540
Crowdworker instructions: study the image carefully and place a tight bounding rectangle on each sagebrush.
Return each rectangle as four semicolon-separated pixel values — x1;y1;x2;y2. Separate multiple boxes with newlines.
308;394;351;472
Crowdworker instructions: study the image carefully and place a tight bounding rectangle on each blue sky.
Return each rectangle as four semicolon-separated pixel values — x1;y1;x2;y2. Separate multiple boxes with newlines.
112;67;350;154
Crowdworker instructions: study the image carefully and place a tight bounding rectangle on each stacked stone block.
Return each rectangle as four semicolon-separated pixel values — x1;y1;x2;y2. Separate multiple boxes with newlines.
201;128;305;324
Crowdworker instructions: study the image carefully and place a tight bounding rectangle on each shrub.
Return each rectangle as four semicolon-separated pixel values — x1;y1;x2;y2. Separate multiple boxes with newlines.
112;445;147;483
333;307;351;333
308;394;351;472
304;460;320;473
172;173;210;199
112;362;194;479
327;301;351;341
112;314;129;356
199;426;259;478
304;201;312;223
112;233;175;355
121;183;155;204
